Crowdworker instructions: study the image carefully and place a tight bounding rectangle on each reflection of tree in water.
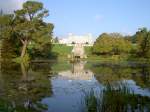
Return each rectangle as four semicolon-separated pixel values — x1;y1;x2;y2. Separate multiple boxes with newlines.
31;62;53;73
0;61;52;111
131;65;150;88
89;64;131;85
88;62;150;87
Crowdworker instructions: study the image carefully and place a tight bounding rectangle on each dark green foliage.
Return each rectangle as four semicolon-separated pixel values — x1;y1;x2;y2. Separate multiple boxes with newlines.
1;38;17;60
84;83;150;112
0;1;54;60
124;35;136;43
0;62;53;112
53;37;59;43
0;14;21;60
87;62;150;87
84;90;97;112
28;22;54;59
14;1;53;58
135;28;150;58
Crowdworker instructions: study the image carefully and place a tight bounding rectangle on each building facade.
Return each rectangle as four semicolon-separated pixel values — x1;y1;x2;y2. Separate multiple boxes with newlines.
59;33;94;46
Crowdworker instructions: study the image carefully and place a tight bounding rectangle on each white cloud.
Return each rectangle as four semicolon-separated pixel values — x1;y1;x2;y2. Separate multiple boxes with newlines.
0;0;27;13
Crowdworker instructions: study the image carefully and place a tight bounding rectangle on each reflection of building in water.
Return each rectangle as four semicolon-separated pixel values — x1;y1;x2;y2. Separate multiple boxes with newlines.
45;61;100;112
58;61;94;80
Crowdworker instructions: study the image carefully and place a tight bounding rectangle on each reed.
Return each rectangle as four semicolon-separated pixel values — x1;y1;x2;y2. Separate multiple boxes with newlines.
84;82;150;112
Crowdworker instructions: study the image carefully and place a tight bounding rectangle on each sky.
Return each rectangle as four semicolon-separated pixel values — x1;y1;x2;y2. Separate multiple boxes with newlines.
1;0;150;38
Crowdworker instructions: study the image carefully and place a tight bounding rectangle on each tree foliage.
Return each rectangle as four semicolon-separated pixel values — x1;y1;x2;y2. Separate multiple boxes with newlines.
0;1;54;60
135;28;150;58
93;33;132;55
0;14;20;60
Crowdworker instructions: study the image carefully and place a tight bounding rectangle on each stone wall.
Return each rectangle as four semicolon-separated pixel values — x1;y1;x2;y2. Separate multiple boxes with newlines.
71;44;86;58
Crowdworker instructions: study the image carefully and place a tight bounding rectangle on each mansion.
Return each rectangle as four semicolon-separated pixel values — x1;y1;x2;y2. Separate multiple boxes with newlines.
59;33;94;46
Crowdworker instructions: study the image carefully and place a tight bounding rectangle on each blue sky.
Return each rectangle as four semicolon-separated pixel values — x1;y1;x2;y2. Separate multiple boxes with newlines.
38;0;150;38
1;0;150;38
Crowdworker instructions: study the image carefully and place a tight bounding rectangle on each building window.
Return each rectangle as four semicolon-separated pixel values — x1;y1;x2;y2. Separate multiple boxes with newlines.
72;41;75;44
85;42;89;44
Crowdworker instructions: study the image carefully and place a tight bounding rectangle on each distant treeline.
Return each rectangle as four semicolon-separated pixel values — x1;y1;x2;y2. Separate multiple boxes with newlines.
92;28;150;59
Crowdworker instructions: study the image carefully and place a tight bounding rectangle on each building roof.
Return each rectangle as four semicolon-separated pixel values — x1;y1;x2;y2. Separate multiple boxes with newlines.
59;33;93;44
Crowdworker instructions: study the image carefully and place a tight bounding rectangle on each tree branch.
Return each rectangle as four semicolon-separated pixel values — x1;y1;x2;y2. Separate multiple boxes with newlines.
20;38;25;44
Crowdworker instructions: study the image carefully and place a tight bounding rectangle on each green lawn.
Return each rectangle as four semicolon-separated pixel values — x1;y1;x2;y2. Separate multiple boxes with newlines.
51;44;149;62
51;45;123;61
52;44;93;59
51;44;73;59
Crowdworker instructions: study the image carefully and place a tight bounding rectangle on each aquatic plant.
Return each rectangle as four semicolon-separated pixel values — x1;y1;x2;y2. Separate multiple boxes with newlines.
84;82;150;112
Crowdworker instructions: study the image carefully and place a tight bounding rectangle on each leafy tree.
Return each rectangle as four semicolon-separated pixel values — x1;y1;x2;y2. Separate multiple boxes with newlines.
92;33;132;55
135;28;150;58
28;22;54;59
92;33;113;55
53;36;59;43
124;35;136;43
0;1;54;60
14;1;52;58
111;37;132;55
0;14;20;60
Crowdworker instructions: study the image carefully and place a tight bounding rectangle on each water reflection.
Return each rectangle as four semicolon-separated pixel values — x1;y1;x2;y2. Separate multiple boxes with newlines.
87;62;150;88
0;61;150;112
42;61;150;112
84;82;150;112
42;61;100;112
0;61;52;112
58;61;94;80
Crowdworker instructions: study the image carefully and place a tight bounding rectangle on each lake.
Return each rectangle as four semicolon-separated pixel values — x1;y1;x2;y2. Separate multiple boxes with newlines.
0;61;150;112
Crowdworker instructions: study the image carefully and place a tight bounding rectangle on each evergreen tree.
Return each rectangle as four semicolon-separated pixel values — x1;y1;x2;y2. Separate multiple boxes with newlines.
0;1;54;60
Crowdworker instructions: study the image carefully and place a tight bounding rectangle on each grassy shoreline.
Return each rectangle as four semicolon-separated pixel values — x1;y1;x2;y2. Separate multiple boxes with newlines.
2;44;149;64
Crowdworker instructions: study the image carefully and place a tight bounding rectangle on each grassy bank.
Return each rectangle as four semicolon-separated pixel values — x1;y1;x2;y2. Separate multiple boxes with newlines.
85;46;128;62
51;44;150;63
85;46;150;63
51;44;73;60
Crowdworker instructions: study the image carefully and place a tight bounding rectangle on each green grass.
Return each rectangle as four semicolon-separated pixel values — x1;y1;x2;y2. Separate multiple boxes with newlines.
51;45;128;62
51;44;73;59
51;45;150;63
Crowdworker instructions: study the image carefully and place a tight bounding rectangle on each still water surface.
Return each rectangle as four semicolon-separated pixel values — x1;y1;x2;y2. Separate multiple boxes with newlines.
0;61;150;112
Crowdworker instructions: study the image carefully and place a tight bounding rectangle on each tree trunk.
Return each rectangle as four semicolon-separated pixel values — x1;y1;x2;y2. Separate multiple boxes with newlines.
21;62;27;81
21;40;28;58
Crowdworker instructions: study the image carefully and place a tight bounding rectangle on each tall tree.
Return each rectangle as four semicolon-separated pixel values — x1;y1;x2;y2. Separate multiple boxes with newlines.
0;1;54;60
135;28;150;58
14;1;52;58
